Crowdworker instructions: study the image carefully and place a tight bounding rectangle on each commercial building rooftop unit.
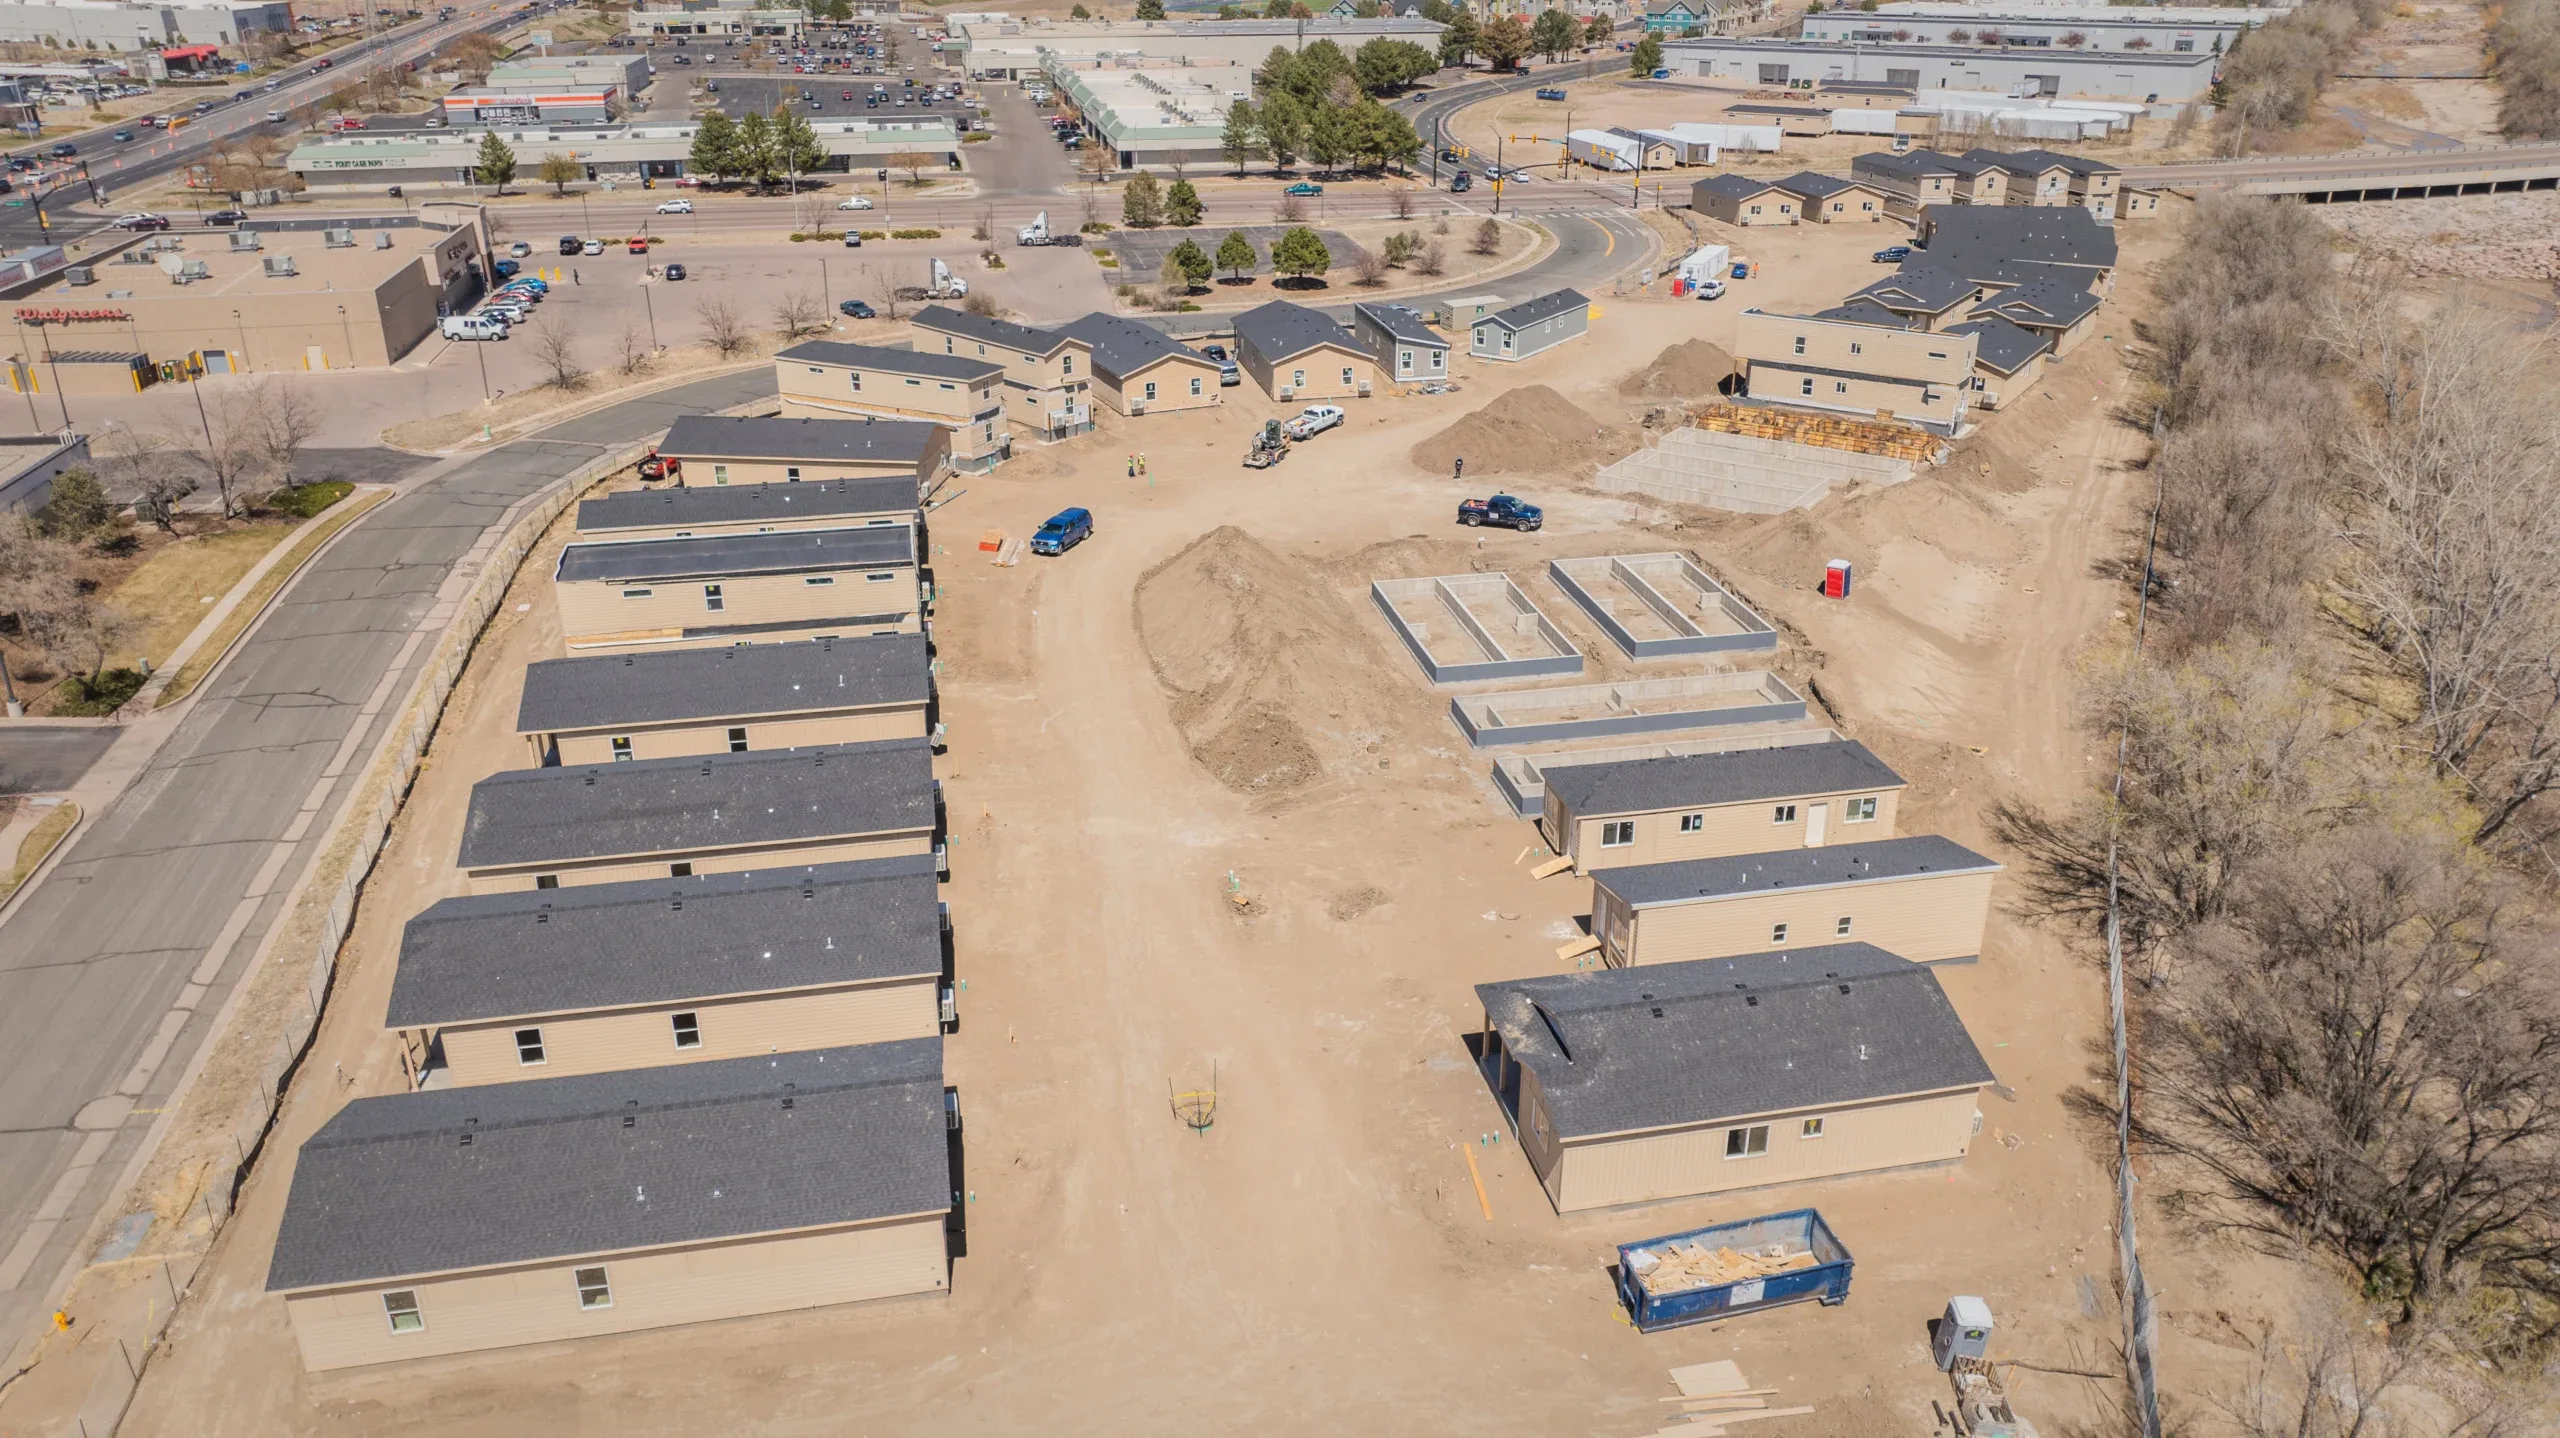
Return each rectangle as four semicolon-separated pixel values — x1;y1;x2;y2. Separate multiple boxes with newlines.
1547;554;1776;660
1475;945;1994;1211
266;1041;952;1370
1663;35;2221;102
456;738;938;891
575;475;921;541
389;854;946;1086
1453;671;1808;749
1371;574;1584;685
515;632;932;765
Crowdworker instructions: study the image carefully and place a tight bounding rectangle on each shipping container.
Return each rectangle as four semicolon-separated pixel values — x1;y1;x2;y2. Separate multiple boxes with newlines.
1616;1208;1852;1333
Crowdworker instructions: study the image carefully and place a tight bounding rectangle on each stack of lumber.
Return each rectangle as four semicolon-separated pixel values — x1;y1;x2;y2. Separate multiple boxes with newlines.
1687;402;1946;464
1639;1361;1816;1437
1632;1240;1820;1297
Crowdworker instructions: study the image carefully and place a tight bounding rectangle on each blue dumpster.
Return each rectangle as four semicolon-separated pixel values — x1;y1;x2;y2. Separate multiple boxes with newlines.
1616;1208;1853;1334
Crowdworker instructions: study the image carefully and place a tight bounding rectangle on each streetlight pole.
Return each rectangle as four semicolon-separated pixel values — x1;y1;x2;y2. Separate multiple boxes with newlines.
642;276;659;348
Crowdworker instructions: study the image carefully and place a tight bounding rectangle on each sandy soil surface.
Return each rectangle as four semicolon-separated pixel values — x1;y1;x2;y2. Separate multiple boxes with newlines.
2283;3;2501;154
107;203;2309;1437
2313;191;2560;283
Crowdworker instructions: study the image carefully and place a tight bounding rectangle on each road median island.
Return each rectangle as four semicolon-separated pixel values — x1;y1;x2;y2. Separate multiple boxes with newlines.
0;802;80;910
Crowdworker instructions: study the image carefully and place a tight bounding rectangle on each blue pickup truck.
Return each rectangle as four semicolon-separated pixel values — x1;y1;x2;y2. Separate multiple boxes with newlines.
1535;87;1568;101
1031;507;1093;555
1458;494;1542;531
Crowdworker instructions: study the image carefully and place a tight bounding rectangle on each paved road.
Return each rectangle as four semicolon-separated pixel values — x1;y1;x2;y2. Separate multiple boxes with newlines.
2116;139;2560;191
0;730;117;795
0;367;776;1369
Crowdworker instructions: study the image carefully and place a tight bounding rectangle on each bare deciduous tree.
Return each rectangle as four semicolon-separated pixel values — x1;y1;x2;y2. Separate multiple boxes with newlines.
1351;246;1387;286
181;391;266;519
856;263;903;321
971;205;994;242
1273;193;1308;223
1388;185;1415;219
96;430;189;533
1417;240;1446;277
2217;1296;2532;1438
616;322;651;375
696;296;751;357
530;324;588;389
247;376;322;493
770;289;827;339
0;522;133;684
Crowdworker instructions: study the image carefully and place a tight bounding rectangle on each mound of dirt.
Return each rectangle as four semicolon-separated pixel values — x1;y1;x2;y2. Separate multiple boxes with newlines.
1134;526;1410;807
1618;339;1735;400
1407;384;1613;478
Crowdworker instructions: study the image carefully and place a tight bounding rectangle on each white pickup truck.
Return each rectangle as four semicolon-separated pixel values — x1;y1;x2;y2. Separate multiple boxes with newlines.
1283;404;1344;441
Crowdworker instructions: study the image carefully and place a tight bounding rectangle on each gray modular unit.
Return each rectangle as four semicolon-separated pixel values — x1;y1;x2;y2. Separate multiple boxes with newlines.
1371;575;1583;685
1488;726;1841;816
1548;553;1777;659
1469;288;1591;363
1451;672;1808;748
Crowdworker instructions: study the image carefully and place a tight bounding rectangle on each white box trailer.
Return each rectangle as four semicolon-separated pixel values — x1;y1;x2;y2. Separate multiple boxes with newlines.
1567;128;1642;172
1664;121;1783;154
1674;243;1731;284
1830;108;1901;136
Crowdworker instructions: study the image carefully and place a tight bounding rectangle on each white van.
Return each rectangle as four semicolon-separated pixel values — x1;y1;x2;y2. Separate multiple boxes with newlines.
440;314;508;341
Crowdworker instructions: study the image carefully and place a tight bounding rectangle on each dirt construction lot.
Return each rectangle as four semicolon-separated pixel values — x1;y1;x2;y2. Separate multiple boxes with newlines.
95;207;2306;1436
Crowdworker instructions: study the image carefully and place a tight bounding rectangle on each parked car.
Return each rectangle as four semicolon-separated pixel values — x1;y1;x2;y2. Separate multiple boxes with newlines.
1283;404;1344;440
1283;180;1322;196
837;195;873;209
558;234;581;254
266;109;287;122
1534;86;1567;101
1872;245;1911;264
441;313;506;340
839;298;876;318
843;231;862;248
1201;343;1239;386
508;240;531;257
492;258;520;278
1692;277;1726;300
111;212;169;230
655;197;693;213
1457;494;1543;531
628;238;649;254
1030;506;1093;556
663;262;686;280
582;238;605;255
506;276;550;293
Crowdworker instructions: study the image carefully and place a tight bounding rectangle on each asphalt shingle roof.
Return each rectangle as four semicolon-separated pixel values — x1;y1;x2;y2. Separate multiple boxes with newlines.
1234;300;1354;365
1475;946;1994;1139
658;414;942;465
1545;738;1905;819
910;304;1074;357
1771;170;1863;201
1486;287;1589;332
1853;151;1957;182
266;1041;950;1292
456;738;935;869
387;855;943;1028
1593;834;2000;908
1692;173;1777;203
554;526;915;584
576;476;920;535
1917;204;2118;275
1353;302;1448;349
776;339;1004;383
1854;264;1979;312
1943;315;2051;375
1971;277;2102;329
514;633;929;735
1054;312;1209;382
1811;297;1914;329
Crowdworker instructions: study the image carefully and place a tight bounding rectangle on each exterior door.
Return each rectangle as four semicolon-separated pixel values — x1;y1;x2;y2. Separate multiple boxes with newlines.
1804;802;1828;847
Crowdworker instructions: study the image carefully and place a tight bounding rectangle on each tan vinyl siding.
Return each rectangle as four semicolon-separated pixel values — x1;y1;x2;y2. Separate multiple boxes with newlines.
1569;787;1903;873
1551;1088;1981;1212
1954;171;2006;205
1737;309;1976;429
283;1215;948;1371
1515;1068;1565;1205
1247;341;1375;401
2004;167;2072;206
1804;189;1886;222
545;703;928;766
1609;867;1996;967
579;512;915;543
432;978;941;1086
465;830;935;893
556;568;921;653
1092;356;1222;416
662;429;950;485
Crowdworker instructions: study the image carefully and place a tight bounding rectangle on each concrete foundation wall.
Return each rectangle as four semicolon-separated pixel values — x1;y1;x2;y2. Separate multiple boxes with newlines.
1548;553;1776;659
1451;672;1808;748
1372;574;1584;685
1595;427;1915;514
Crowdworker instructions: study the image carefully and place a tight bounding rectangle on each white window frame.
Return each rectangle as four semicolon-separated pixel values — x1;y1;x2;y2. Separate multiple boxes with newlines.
672;1011;702;1048
382;1290;424;1333
703;583;724;612
575;1266;613;1309
1773;803;1798;824
514;1027;546;1065
1770;922;1789;944
1844;795;1879;822
726;726;748;753
609;736;633;761
1836;915;1854;936
1800;1116;1826;1139
1678;812;1703;833
1724;1124;1770;1158
1599;819;1636;848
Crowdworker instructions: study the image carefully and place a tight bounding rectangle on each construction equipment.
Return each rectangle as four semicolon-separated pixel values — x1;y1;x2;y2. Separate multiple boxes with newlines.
636;449;682;483
1243;418;1289;469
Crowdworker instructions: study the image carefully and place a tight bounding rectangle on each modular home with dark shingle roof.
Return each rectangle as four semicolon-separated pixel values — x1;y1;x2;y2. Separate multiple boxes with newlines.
1232;299;1378;400
1967;277;2102;356
1475;946;1994;1211
1541;735;1906;873
908;305;1096;442
1944;314;2053;408
514;633;933;766
1771;170;1890;223
1588;834;2001;967
267;1041;953;1370
390;855;947;1088
575;476;920;543
456;738;939;892
772;340;1011;473
1349;302;1450;386
1470;288;1590;363
550;525;922;655
1847;264;1985;331
1689;174;1797;227
655;414;950;487
1055;312;1222;415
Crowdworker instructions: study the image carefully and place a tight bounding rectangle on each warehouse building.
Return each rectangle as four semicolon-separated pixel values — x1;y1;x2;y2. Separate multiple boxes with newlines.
1736;306;1979;433
1475;945;1995;1212
1350;302;1449;387
267;1041;953;1370
287;115;958;188
626;5;811;38
4;208;490;380
551;524;920;655
951;13;1445;78
1666;35;2219;101
910;305;1095;444
1800;3;2272;53
1586;833;2001;968
653;414;949;486
1038;59;1247;171
574;475;920;543
389;856;947;1089
773;340;1009;473
1689;174;1797;226
455;737;939;892
1056;312;1221;416
0;0;292;50
1542;737;1906;873
1470;289;1590;364
1233;300;1376;401
514;633;932;766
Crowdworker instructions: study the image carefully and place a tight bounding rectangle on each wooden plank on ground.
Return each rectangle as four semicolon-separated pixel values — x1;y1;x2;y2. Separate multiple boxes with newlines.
1695;1406;1815;1426
1531;855;1575;879
1555;934;1602;963
1669;1360;1750;1396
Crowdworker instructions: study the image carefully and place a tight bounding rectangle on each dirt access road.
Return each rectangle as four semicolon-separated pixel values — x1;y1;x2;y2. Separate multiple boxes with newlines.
109;210;2294;1436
